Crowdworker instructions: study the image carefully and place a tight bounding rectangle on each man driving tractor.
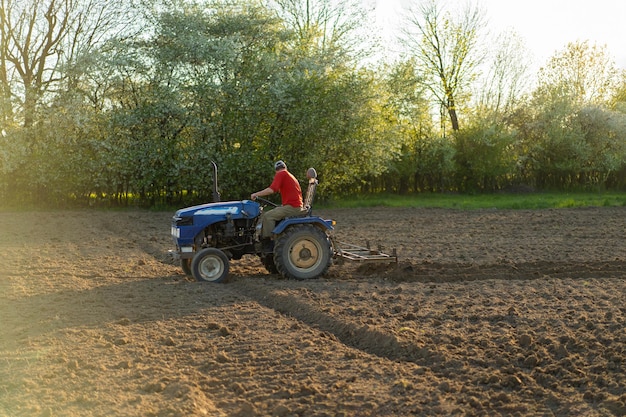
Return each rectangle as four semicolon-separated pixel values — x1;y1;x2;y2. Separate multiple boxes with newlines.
250;160;303;239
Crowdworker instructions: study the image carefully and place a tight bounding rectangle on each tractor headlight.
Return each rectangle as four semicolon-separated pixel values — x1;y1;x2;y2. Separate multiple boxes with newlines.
173;215;193;226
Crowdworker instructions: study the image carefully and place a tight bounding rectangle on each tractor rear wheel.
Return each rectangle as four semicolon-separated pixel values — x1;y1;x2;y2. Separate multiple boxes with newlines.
274;225;331;280
191;248;229;283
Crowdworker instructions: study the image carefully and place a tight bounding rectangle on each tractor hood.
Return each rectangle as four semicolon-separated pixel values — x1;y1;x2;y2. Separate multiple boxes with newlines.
174;200;261;222
172;200;261;247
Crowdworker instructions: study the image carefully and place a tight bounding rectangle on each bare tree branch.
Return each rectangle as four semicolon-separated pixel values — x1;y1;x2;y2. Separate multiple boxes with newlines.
0;0;137;126
401;0;486;132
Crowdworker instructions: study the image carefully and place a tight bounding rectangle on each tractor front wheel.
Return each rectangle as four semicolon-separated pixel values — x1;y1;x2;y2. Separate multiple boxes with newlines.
274;225;331;280
181;258;192;276
191;248;230;283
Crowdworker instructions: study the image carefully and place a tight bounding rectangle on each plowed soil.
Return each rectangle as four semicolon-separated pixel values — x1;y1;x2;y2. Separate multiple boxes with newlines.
1;207;625;417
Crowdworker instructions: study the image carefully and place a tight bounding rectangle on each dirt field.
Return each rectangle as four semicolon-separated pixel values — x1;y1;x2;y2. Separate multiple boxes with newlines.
1;206;625;417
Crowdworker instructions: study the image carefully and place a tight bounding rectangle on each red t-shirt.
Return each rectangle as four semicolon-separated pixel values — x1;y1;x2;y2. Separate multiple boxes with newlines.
270;170;303;208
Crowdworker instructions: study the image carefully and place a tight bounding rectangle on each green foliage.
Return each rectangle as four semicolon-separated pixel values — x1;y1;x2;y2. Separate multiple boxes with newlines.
537;41;620;106
2;0;626;209
374;60;456;194
508;84;626;190
265;66;398;196
576;106;626;185
453;122;516;192
385;135;456;194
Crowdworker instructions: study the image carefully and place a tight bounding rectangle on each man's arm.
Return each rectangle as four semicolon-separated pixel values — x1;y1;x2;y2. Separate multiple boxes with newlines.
251;187;274;200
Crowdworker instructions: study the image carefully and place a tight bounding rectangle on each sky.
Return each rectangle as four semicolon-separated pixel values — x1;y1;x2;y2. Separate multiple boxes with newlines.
372;0;626;70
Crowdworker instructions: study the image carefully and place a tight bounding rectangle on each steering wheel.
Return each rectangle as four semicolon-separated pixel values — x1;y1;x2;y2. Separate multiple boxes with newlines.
255;197;278;207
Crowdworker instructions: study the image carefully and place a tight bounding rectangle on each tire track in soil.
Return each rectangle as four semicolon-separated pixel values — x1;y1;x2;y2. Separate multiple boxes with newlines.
230;278;446;367
229;258;625;369
229;274;466;369
226;262;626;417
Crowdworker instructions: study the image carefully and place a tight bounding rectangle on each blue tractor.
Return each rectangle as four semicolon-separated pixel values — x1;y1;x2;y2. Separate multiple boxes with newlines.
170;163;396;282
170;162;335;282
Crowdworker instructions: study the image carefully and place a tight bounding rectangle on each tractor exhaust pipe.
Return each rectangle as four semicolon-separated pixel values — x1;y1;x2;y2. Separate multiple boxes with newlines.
211;161;221;202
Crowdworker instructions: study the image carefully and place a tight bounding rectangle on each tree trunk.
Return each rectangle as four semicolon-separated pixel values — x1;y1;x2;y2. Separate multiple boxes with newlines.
447;97;460;131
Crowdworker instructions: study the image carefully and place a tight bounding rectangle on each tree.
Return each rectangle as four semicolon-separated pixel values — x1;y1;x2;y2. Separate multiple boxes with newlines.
475;29;531;121
401;0;487;132
537;40;620;107
380;59;437;193
576;105;626;186
99;0;290;203
453;121;517;192
267;0;373;65
259;0;396;195
0;0;139;204
0;0;134;127
505;41;626;190
608;67;626;113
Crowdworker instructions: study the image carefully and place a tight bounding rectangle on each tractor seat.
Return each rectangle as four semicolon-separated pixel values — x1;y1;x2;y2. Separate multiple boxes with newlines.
291;168;318;218
301;177;318;216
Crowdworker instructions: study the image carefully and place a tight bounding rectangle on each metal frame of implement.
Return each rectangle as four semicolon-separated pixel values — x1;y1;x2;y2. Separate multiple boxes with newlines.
332;240;398;264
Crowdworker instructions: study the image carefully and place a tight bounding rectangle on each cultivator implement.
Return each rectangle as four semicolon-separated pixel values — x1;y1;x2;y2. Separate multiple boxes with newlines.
332;240;397;264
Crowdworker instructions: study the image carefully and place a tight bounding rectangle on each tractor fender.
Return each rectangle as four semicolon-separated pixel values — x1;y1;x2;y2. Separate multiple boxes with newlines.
272;216;334;235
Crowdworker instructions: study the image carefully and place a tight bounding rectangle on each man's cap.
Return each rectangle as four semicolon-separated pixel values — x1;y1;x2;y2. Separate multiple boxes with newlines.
274;160;286;170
